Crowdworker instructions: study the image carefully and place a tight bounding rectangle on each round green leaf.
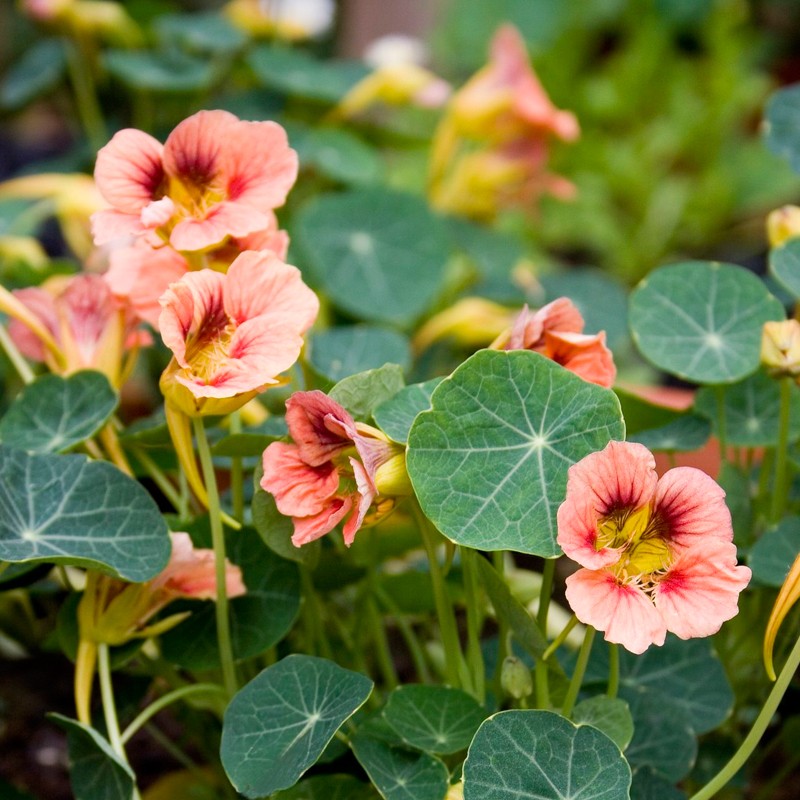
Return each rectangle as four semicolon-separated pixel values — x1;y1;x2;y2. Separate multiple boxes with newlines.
273;775;379;799
247;45;368;102
630;767;686;800
374;378;443;444
298;128;381;185
769;239;800;299
573;696;634;751
308;326;411;383
629;261;784;383
154;12;247;55
50;714;135;800
627;414;711;452
161;529;300;668
0;371;118;453
105;49;218;92
407;350;625;556
0;39;67;110
694;371;800;446
351;730;449;800
295;190;450;326
749;517;800;587
0;447;170;582
463;710;631;800
221;655;373;798
383;685;486;755
765;84;800;173
330;364;405;420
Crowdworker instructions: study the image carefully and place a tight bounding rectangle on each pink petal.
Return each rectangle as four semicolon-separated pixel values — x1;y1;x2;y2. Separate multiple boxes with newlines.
285;391;355;467
654;540;751;640
557;441;657;569
169;201;271;252
223;251;319;333
91;209;145;246
221;119;298;210
653;467;733;549
8;287;58;361
234;213;290;259
141;196;175;229
162;110;229;192
342;458;376;546
61;274;118;361
291;496;353;547
94;128;165;212
351;426;396;483
507;297;584;350
543;330;616;388
565;568;666;654
261;442;340;516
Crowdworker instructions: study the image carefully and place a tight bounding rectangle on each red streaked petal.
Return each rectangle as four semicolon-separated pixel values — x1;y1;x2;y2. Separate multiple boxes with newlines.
169;202;270;252
162;110;232;189
291;496;353;547
285;391;355;467
543;329;616;388
261;442;339;517
342;459;376;546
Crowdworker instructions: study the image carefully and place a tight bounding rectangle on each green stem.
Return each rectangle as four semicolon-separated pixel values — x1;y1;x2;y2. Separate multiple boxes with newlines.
492;551;509;703
770;377;793;524
120;684;226;745
229;411;245;522
561;626;596;719
130;445;182;512
607;643;619;699
461;547;485;702
715;385;728;469
98;644;141;799
300;566;332;659
690;634;800;800
374;584;432;683
542;614;579;662
64;38;106;152
366;593;398;691
0;324;34;384
535;559;556;709
414;502;467;689
193;417;238;698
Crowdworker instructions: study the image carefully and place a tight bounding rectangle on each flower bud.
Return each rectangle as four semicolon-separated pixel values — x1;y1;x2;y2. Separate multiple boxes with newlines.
768;205;800;248
500;655;533;699
373;451;413;497
761;319;800;378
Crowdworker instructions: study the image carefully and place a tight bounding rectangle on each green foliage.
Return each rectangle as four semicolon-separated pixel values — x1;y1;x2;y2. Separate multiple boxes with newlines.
373;378;443;444
573;696;634;751
329;364;405;420
749;517;800;587
0;39;67;110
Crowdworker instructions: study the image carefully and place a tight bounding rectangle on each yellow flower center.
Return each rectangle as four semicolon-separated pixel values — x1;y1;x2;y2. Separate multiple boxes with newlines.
184;308;236;383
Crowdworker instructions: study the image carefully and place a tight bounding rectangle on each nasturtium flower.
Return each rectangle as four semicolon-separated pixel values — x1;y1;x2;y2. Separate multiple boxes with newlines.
557;441;751;654
261;390;407;547
92;110;297;253
158;250;318;416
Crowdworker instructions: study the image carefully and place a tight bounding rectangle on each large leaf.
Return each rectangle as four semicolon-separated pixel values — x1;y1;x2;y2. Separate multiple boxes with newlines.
104;49;218;92
694;371;800;447
573;696;634;751
351;729;449;800
630;767;686;800
329;364;405;420
161;529;300;667
221;655;373;798
383;685;486;755
407;350;624;556
765;83;800;174
749;517;800;587
0;447;170;582
769;239;800;299
50;714;135;800
374;378;443;444
629;261;784;384
0;371;118;453
294;127;381;186
463;710;631;800
273;775;379;799
294;190;451;326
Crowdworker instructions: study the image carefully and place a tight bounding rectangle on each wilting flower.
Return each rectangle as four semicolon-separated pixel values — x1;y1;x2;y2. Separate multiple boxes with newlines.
493;298;616;388
761;319;800;378
557;441;751;654
6;273;148;385
261;391;408;547
158;250;318;416
767;205;800;248
92;110;297;253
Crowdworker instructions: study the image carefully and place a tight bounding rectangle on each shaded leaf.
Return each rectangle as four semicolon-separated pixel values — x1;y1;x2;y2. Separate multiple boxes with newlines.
765;83;800;174
628;414;710;452
0;39;66;110
573;696;634;751
374;378;443;444
769;239;800;299
749;517;800;587
330;364;405;420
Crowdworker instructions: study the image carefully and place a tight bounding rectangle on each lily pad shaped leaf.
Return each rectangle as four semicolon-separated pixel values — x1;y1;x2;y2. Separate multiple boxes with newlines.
50;714;135;800
383;685;486;755
374;378;444;445
0;371;118;453
463;710;631;800
629;261;784;384
765;83;800;174
294;189;451;326
407;350;624;556
770;239;800;299
573;696;634;751
329;364;405;421
0;447;170;582
749;517;800;587
221;655;373;798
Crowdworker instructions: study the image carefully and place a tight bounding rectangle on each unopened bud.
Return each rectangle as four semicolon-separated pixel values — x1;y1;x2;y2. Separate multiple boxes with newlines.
500;655;533;699
761;319;800;378
768;205;800;248
374;451;413;497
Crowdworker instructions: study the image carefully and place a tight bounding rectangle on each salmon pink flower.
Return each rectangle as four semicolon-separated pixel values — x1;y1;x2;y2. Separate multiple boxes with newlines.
92;110;297;253
260;391;405;547
158;250;318;416
557;441;751;654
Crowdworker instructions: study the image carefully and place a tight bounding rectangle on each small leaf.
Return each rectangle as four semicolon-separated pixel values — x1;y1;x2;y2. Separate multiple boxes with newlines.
297;127;381;185
154;12;247;55
50;714;135;800
694;371;800;446
573;696;634;751
463;710;631;800
769;239;800;299
0;447;170;582
307;325;411;383
0;39;67;110
627;414;710;452
749;517;800;587
629;261;784;384
383;685;486;754
407;350;624;556
765;83;800;174
329;364;405;420
221;655;373;798
374;378;443;444
295;190;451;326
0;371;118;453
105;49;218;92
212;417;287;458
351;730;449;800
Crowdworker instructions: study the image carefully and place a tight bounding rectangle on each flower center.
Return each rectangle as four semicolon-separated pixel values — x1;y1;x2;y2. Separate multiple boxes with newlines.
184;306;236;383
